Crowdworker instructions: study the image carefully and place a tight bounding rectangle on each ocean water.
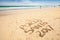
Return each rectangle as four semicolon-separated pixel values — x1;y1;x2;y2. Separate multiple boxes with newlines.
0;0;60;10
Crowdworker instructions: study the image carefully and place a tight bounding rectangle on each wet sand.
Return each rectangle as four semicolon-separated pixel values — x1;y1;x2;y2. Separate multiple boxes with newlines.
0;8;60;40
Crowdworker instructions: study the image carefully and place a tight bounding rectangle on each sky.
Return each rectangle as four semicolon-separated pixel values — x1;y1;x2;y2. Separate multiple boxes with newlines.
0;0;60;2
0;0;60;6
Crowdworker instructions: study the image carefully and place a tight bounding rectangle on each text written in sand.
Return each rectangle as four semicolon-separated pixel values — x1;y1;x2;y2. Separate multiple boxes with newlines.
19;19;54;37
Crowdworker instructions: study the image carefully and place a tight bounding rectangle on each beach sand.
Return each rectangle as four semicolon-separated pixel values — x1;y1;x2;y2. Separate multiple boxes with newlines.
0;8;60;40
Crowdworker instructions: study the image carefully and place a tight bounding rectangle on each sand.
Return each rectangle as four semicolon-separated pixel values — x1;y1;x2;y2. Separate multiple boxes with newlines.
0;8;60;40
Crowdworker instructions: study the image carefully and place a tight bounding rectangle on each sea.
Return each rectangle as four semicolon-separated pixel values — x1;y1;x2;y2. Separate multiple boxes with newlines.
0;0;60;10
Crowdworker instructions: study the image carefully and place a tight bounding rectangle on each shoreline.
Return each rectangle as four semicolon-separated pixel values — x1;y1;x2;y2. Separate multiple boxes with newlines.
0;7;60;16
0;7;60;11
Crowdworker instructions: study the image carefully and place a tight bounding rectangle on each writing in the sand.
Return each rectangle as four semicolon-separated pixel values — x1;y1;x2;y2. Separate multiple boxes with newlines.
19;19;54;37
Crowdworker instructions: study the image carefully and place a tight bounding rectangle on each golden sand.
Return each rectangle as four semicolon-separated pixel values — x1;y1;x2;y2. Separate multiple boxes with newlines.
0;8;60;40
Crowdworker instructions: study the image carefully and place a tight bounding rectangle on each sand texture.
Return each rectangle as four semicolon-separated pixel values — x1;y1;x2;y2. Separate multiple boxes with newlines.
0;8;60;40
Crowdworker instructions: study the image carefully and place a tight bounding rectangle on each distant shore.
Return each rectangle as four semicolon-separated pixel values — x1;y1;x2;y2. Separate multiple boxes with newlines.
0;6;60;11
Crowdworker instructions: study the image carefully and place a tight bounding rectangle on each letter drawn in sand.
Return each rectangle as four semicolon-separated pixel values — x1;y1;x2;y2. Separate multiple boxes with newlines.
19;19;54;37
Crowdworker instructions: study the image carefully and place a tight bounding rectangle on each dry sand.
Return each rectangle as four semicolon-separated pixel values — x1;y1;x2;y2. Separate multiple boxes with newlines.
0;8;60;40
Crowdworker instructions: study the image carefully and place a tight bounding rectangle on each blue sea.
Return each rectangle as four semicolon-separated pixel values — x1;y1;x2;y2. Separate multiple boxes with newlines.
0;0;60;9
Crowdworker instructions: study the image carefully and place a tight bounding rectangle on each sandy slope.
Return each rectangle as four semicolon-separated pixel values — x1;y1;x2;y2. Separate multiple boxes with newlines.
0;8;60;40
